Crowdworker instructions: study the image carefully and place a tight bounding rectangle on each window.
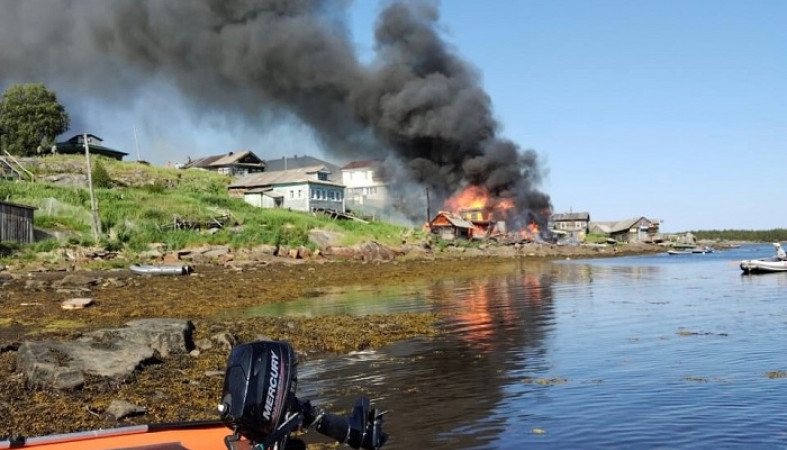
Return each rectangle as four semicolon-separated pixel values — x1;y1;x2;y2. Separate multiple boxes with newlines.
318;172;328;181
298;189;302;198
289;190;294;199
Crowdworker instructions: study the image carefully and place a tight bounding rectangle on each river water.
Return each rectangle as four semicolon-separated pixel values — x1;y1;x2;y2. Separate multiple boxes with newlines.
250;244;787;449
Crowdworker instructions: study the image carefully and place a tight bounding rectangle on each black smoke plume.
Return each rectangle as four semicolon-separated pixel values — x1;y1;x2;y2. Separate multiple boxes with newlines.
0;0;551;225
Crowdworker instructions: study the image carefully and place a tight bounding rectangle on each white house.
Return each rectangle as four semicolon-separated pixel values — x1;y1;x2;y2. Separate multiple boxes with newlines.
341;160;389;210
228;165;345;213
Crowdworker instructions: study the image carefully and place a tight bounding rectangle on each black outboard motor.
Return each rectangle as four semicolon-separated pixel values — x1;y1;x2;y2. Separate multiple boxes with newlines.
219;340;388;450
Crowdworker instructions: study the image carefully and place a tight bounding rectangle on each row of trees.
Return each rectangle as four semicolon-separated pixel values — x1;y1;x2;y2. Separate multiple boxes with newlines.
0;83;70;156
692;229;787;242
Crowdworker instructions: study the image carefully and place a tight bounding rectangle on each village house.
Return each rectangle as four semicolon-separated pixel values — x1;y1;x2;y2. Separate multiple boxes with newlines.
427;211;474;240
228;165;345;213
181;150;265;177
0;200;36;244
53;134;128;161
550;212;590;241
341;160;390;212
588;216;662;243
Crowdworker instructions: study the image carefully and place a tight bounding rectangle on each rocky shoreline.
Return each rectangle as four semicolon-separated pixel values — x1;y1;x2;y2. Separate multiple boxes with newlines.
0;241;666;441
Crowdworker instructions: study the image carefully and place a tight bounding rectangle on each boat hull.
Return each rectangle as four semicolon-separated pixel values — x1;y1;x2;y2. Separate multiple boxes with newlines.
129;264;192;276
740;259;787;274
0;421;234;450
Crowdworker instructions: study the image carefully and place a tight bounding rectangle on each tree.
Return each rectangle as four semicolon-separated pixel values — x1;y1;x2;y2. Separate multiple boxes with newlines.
0;83;70;156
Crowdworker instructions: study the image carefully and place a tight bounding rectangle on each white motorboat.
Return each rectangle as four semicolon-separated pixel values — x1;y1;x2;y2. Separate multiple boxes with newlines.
740;243;787;274
129;264;193;276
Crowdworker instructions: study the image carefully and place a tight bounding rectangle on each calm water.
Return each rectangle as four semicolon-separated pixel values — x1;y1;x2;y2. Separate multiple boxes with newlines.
252;244;787;449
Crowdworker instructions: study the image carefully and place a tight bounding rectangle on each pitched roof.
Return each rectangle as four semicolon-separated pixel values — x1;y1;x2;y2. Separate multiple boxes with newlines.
430;211;474;229
341;160;381;170
551;212;590;222
182;150;263;169
55;134;128;158
589;217;657;234
264;155;341;181
230;165;343;189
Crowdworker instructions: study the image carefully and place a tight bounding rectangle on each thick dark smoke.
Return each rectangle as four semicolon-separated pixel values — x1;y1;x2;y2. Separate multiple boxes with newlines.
0;0;551;225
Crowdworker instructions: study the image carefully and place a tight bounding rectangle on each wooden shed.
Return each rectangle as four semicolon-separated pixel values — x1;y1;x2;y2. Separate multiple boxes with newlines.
0;200;36;244
428;211;475;240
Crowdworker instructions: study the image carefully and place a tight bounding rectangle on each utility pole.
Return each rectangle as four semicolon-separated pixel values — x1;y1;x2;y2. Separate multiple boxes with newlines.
425;187;431;223
133;126;141;161
83;133;102;241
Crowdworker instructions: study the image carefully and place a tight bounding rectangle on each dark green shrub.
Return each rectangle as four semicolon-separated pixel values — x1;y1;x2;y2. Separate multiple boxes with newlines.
91;160;113;188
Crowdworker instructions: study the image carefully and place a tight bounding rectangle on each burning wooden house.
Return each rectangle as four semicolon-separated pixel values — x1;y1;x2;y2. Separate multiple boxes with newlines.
440;185;543;243
457;207;506;239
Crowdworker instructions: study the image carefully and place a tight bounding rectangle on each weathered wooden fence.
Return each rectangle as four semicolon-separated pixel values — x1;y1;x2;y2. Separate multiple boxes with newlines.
0;201;36;244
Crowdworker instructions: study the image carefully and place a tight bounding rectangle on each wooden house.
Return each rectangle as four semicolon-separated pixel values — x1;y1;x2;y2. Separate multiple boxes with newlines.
550;212;590;241
0;200;36;244
428;211;475;240
588;217;661;243
181;150;265;177
228;165;345;213
54;134;128;161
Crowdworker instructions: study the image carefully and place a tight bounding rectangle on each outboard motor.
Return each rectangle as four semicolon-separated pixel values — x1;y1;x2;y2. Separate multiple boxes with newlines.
219;340;388;450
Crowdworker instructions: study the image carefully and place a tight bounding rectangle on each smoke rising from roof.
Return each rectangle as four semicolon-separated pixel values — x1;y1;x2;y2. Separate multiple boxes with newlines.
0;0;551;224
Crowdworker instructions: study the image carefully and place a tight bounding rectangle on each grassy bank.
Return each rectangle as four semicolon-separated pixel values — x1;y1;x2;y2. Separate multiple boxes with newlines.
0;155;418;264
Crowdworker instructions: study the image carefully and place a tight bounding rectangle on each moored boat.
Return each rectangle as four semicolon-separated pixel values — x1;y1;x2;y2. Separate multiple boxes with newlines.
740;243;787;274
129;264;192;276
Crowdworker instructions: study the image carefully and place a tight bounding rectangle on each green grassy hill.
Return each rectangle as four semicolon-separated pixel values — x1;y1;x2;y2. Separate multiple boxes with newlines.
0;155;418;263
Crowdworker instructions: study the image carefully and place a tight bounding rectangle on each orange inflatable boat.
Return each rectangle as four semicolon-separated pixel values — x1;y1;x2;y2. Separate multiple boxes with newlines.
0;420;238;450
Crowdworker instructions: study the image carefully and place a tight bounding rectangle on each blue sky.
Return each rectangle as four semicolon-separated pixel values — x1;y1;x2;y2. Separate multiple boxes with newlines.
345;1;786;232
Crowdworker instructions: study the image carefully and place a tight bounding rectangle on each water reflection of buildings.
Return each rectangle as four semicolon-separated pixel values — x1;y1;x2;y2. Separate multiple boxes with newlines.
301;262;559;449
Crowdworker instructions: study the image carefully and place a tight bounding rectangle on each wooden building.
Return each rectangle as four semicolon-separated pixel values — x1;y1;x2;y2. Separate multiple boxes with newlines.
0;200;36;244
54;134;128;161
181;150;266;177
428;211;475;240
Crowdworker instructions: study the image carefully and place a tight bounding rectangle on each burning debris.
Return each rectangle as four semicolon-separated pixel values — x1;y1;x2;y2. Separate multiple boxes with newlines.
426;185;549;243
0;0;552;224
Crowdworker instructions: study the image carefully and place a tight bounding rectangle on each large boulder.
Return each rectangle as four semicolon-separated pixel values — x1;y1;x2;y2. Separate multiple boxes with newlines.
17;319;195;390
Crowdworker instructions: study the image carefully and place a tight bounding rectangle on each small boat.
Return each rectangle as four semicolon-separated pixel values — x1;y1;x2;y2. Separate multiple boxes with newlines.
740;243;787;274
129;263;193;276
692;246;714;254
667;249;693;255
0;420;228;449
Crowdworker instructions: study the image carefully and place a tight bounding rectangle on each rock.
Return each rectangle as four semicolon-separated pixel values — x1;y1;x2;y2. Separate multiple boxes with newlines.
308;229;344;249
84;318;195;358
106;399;147;420
24;280;48;290
211;332;237;351
53;274;99;289
17;319;195;390
61;298;93;309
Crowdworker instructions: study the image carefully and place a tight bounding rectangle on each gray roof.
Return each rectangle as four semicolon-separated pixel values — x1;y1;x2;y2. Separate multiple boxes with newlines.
264;155;341;181
589;217;658;234
230;165;344;189
431;212;474;229
183;150;264;169
551;212;590;222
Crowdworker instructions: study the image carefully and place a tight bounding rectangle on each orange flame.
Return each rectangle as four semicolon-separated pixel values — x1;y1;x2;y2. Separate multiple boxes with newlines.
445;185;515;216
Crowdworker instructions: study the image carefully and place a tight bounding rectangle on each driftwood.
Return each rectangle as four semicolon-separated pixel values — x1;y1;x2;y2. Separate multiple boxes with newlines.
158;214;234;231
311;207;368;223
